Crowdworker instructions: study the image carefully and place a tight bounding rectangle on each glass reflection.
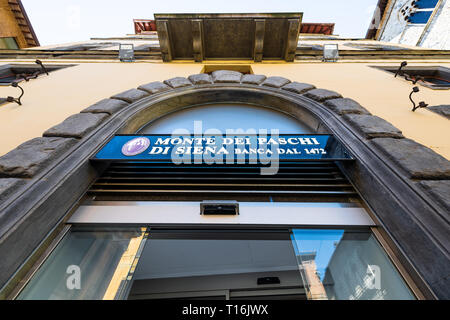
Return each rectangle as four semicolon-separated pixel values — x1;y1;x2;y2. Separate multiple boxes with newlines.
17;227;148;300
138;104;312;134
291;229;415;300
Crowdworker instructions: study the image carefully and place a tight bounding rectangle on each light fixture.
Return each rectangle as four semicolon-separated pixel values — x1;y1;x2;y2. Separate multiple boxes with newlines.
409;86;428;112
14;60;49;82
395;61;407;77
35;59;49;75
119;44;135;62
323;44;339;62
4;81;24;106
394;61;424;84
16;70;40;82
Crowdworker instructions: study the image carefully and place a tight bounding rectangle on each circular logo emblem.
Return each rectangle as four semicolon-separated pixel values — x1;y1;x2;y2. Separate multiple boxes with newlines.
121;137;150;156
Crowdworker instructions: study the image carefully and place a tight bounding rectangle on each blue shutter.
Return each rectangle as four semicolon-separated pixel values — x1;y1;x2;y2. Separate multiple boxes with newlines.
408;11;432;24
415;0;438;9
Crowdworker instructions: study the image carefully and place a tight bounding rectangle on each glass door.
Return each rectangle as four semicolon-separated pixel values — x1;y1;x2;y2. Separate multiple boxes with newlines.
290;229;415;300
127;230;306;300
17;227;148;300
15;227;416;300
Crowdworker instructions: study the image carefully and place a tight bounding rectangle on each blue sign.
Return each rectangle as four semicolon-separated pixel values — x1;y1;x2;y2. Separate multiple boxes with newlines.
92;134;353;162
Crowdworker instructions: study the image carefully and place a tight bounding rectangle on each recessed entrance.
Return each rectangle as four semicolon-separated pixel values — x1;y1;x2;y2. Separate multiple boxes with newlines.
3;83;426;300
16;227;415;300
129;230;306;300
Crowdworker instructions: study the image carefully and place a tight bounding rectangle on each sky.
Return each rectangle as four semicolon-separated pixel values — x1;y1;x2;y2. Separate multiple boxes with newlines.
22;0;379;46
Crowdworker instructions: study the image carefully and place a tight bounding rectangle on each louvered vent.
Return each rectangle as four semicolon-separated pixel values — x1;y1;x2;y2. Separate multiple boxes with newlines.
88;161;358;202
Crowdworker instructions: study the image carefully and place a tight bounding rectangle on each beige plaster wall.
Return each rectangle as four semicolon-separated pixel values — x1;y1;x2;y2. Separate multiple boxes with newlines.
0;60;448;160
0;62;200;155
253;61;450;159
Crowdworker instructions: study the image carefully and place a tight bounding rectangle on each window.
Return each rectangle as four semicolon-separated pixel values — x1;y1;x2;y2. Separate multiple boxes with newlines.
129;230;305;300
16;227;415;300
373;66;450;90
401;0;438;24
415;0;439;9
0;64;74;86
408;11;433;24
17;227;148;300
291;229;415;300
89;104;357;203
139;103;312;134
0;37;19;50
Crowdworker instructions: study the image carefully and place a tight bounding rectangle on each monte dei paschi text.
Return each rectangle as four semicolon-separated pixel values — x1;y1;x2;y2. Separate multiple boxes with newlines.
148;136;325;156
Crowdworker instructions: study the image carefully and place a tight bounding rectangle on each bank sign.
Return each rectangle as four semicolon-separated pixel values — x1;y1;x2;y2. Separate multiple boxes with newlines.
92;134;353;162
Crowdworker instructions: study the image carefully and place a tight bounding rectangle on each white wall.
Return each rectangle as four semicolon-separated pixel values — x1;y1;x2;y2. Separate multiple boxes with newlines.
419;0;450;49
379;0;450;49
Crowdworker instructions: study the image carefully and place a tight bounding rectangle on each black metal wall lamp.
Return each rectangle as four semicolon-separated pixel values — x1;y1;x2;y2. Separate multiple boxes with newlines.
395;61;408;77
396;61;429;112
0;60;49;106
395;61;424;84
409;86;429;112
1;81;24;106
15;60;49;82
0;59;49;106
35;60;49;75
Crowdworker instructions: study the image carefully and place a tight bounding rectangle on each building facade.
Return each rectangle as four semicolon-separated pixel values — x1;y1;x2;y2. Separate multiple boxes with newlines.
367;0;450;49
0;12;449;300
0;0;39;49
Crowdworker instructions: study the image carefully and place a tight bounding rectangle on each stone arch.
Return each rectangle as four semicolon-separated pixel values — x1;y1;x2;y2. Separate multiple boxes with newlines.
0;70;448;298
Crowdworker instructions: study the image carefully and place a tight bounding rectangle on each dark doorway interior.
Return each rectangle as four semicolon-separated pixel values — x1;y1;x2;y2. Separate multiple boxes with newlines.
128;230;306;300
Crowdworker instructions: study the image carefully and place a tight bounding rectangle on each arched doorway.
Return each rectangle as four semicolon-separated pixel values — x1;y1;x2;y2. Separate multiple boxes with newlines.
12;84;417;300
